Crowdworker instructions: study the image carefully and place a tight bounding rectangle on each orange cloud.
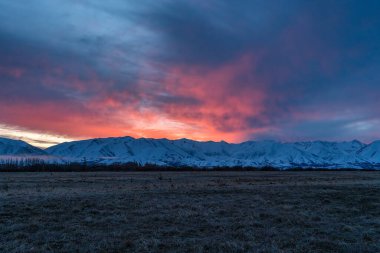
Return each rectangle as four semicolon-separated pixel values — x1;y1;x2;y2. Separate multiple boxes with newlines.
152;53;268;142
1;54;272;144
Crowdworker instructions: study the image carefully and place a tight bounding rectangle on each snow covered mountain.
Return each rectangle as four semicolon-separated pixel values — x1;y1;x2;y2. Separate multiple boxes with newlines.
44;137;380;169
0;137;46;156
1;136;378;168
357;141;380;164
0;137;55;163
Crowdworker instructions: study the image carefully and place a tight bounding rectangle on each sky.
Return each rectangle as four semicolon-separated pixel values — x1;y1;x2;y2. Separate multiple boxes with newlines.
1;0;380;147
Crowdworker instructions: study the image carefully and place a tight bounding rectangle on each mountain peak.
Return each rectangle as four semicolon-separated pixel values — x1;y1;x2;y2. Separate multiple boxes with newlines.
0;137;46;156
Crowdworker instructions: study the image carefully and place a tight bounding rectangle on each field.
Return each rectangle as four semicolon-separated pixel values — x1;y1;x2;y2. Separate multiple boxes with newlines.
1;171;380;253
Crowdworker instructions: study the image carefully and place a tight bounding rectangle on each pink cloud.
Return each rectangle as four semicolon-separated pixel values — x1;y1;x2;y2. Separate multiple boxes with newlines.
0;66;25;79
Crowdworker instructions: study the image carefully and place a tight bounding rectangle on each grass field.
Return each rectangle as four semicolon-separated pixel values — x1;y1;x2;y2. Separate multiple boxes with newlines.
1;171;380;252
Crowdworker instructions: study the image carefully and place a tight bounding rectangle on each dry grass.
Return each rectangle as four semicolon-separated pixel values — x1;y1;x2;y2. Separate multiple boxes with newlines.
1;171;380;252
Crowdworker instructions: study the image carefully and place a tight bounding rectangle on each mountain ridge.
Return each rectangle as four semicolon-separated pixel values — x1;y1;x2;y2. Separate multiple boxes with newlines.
1;136;380;169
0;137;47;156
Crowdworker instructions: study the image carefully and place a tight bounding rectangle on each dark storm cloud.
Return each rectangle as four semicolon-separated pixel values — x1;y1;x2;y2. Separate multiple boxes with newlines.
0;12;142;103
138;0;300;66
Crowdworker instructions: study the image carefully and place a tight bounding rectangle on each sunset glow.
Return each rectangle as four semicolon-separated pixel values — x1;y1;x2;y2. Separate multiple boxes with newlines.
1;1;380;146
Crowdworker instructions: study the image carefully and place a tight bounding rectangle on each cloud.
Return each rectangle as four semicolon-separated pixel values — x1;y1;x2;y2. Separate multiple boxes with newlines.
137;0;299;67
0;0;380;144
0;124;75;148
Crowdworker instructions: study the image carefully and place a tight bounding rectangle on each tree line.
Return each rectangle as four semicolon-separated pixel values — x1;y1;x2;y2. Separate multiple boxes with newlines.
0;158;375;172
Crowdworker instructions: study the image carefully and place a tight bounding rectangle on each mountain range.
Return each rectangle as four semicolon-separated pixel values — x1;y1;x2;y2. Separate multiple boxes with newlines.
1;136;380;169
